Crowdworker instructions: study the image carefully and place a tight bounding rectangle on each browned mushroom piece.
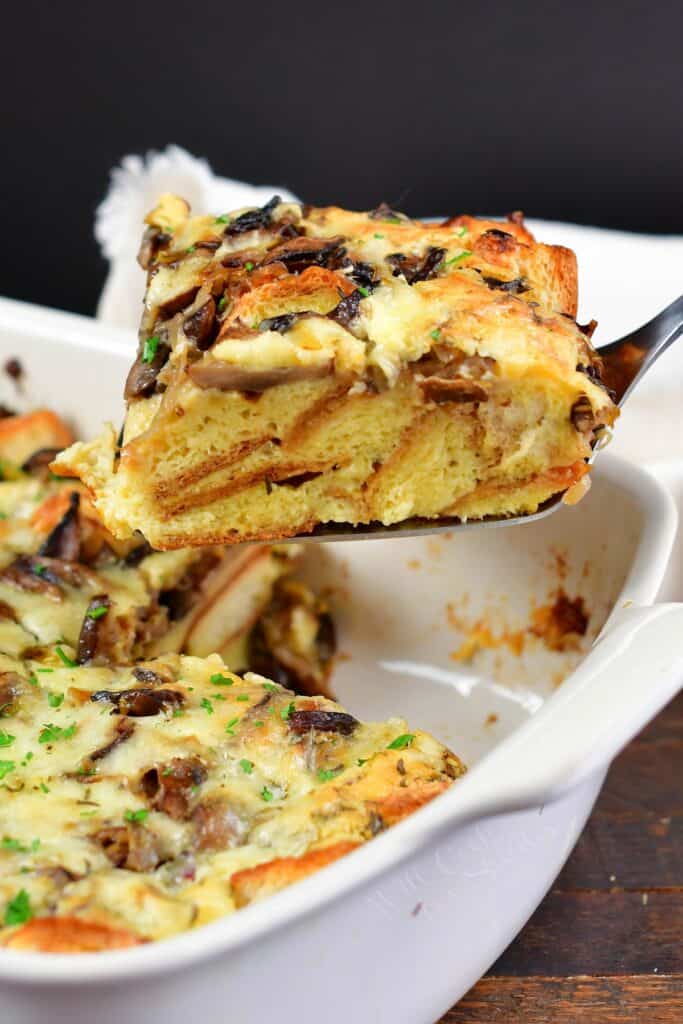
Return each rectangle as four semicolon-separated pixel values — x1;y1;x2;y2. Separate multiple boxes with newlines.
21;447;65;478
140;757;207;820
188;359;333;393
93;824;164;872
124;341;171;400
39;491;81;561
224;195;281;236
386;247;446;285
76;594;111;665
183;297;218;350
419;377;488;404
86;719;136;764
288;709;358;735
90;687;184;717
261;235;346;273
192;798;247;850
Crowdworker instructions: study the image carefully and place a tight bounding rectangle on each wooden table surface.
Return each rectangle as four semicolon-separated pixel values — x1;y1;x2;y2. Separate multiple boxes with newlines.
441;690;682;1023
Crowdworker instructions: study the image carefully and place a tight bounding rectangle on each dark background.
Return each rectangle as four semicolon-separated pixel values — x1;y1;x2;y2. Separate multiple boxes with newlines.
2;0;682;316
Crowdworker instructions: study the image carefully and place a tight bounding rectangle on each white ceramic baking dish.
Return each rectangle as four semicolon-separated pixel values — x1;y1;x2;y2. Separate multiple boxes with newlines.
0;295;682;1024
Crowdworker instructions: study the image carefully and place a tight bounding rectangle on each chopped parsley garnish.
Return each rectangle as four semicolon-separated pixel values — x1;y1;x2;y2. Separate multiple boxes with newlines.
214;214;230;224
357;285;370;298
86;603;109;620
1;837;39;853
317;767;343;783
356;758;369;767
443;250;472;268
0;761;15;780
27;674;38;687
218;296;228;312
200;697;214;715
36;668;54;673
172;708;184;718
260;786;273;802
186;245;197;254
430;328;441;341
383;216;402;224
38;722;77;744
373;232;384;239
457;225;468;237
47;692;64;708
32;563;47;577
124;808;149;823
235;694;250;702
253;720;264;728
280;702;295;721
4;888;32;926
245;261;254;272
142;335;160;364
387;733;415;750
211;673;233;686
39;782;49;794
225;717;240;736
55;646;77;668
240;759;254;775
0;730;15;748
262;682;280;692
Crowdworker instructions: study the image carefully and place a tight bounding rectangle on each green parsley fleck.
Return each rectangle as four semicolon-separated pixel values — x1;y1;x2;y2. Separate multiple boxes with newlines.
373;232;384;239
253;720;264;728
213;694;226;701
218;295;228;312
0;730;15;748
387;733;415;750
172;708;184;718
240;759;254;775
38;722;77;744
47;693;64;709
317;767;343;783
142;335;160;364
260;786;273;802
36;668;54;674
443;250;472;268
86;604;108;620
39;782;49;794
0;761;15;780
262;682;280;692
4;888;32;926
27;674;38;687
211;673;233;686
383;216;401;224
186;245;197;254
55;646;77;668
430;328;441;341
245;261;254;272
280;702;295;721
356;758;369;767
200;697;214;715
225;717;240;736
457;225;468;237
124;808;149;823
357;285;370;298
235;694;250;702
214;214;230;224
32;563;47;577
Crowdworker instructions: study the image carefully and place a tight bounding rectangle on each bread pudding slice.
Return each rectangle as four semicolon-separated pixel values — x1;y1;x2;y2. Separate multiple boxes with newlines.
54;196;618;548
0;649;464;950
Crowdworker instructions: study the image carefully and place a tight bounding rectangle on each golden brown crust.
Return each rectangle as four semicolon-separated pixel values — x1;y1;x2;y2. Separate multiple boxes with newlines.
230;841;360;908
2;917;143;953
0;410;73;467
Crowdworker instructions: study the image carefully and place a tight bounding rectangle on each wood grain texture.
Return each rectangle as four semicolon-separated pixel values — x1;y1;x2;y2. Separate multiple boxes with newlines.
442;691;683;1022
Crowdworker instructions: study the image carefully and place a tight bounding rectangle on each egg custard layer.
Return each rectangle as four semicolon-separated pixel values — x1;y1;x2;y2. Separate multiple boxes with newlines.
54;197;618;547
0;650;464;952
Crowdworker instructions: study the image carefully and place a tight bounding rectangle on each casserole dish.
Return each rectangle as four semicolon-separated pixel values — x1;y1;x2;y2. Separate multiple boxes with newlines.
0;294;682;1024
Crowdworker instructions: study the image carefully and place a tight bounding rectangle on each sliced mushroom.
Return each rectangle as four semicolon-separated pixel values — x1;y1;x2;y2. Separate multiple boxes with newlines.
90;687;184;717
87;719;136;764
481;275;528;295
261;235;346;274
140;757;207;821
183;297;218;350
93;824;163;872
386;247;446;285
188;359;333;393
288;709;358;735
328;289;362;328
124;342;171;400
225;195;281;236
570;395;595;434
39;492;81;561
21;447;64;478
76;594;111;665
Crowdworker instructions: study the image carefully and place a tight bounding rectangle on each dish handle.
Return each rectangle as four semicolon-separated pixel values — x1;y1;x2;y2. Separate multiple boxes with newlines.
458;603;683;816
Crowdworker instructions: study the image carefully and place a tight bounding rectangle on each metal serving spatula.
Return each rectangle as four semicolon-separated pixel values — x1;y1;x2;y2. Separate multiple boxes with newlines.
295;294;683;542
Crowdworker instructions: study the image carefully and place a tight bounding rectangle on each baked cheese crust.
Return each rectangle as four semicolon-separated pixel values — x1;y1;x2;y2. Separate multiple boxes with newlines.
0;650;464;950
54;196;618;547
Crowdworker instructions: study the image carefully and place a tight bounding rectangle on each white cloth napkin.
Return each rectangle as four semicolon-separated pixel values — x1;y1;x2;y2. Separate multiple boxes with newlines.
95;146;682;464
